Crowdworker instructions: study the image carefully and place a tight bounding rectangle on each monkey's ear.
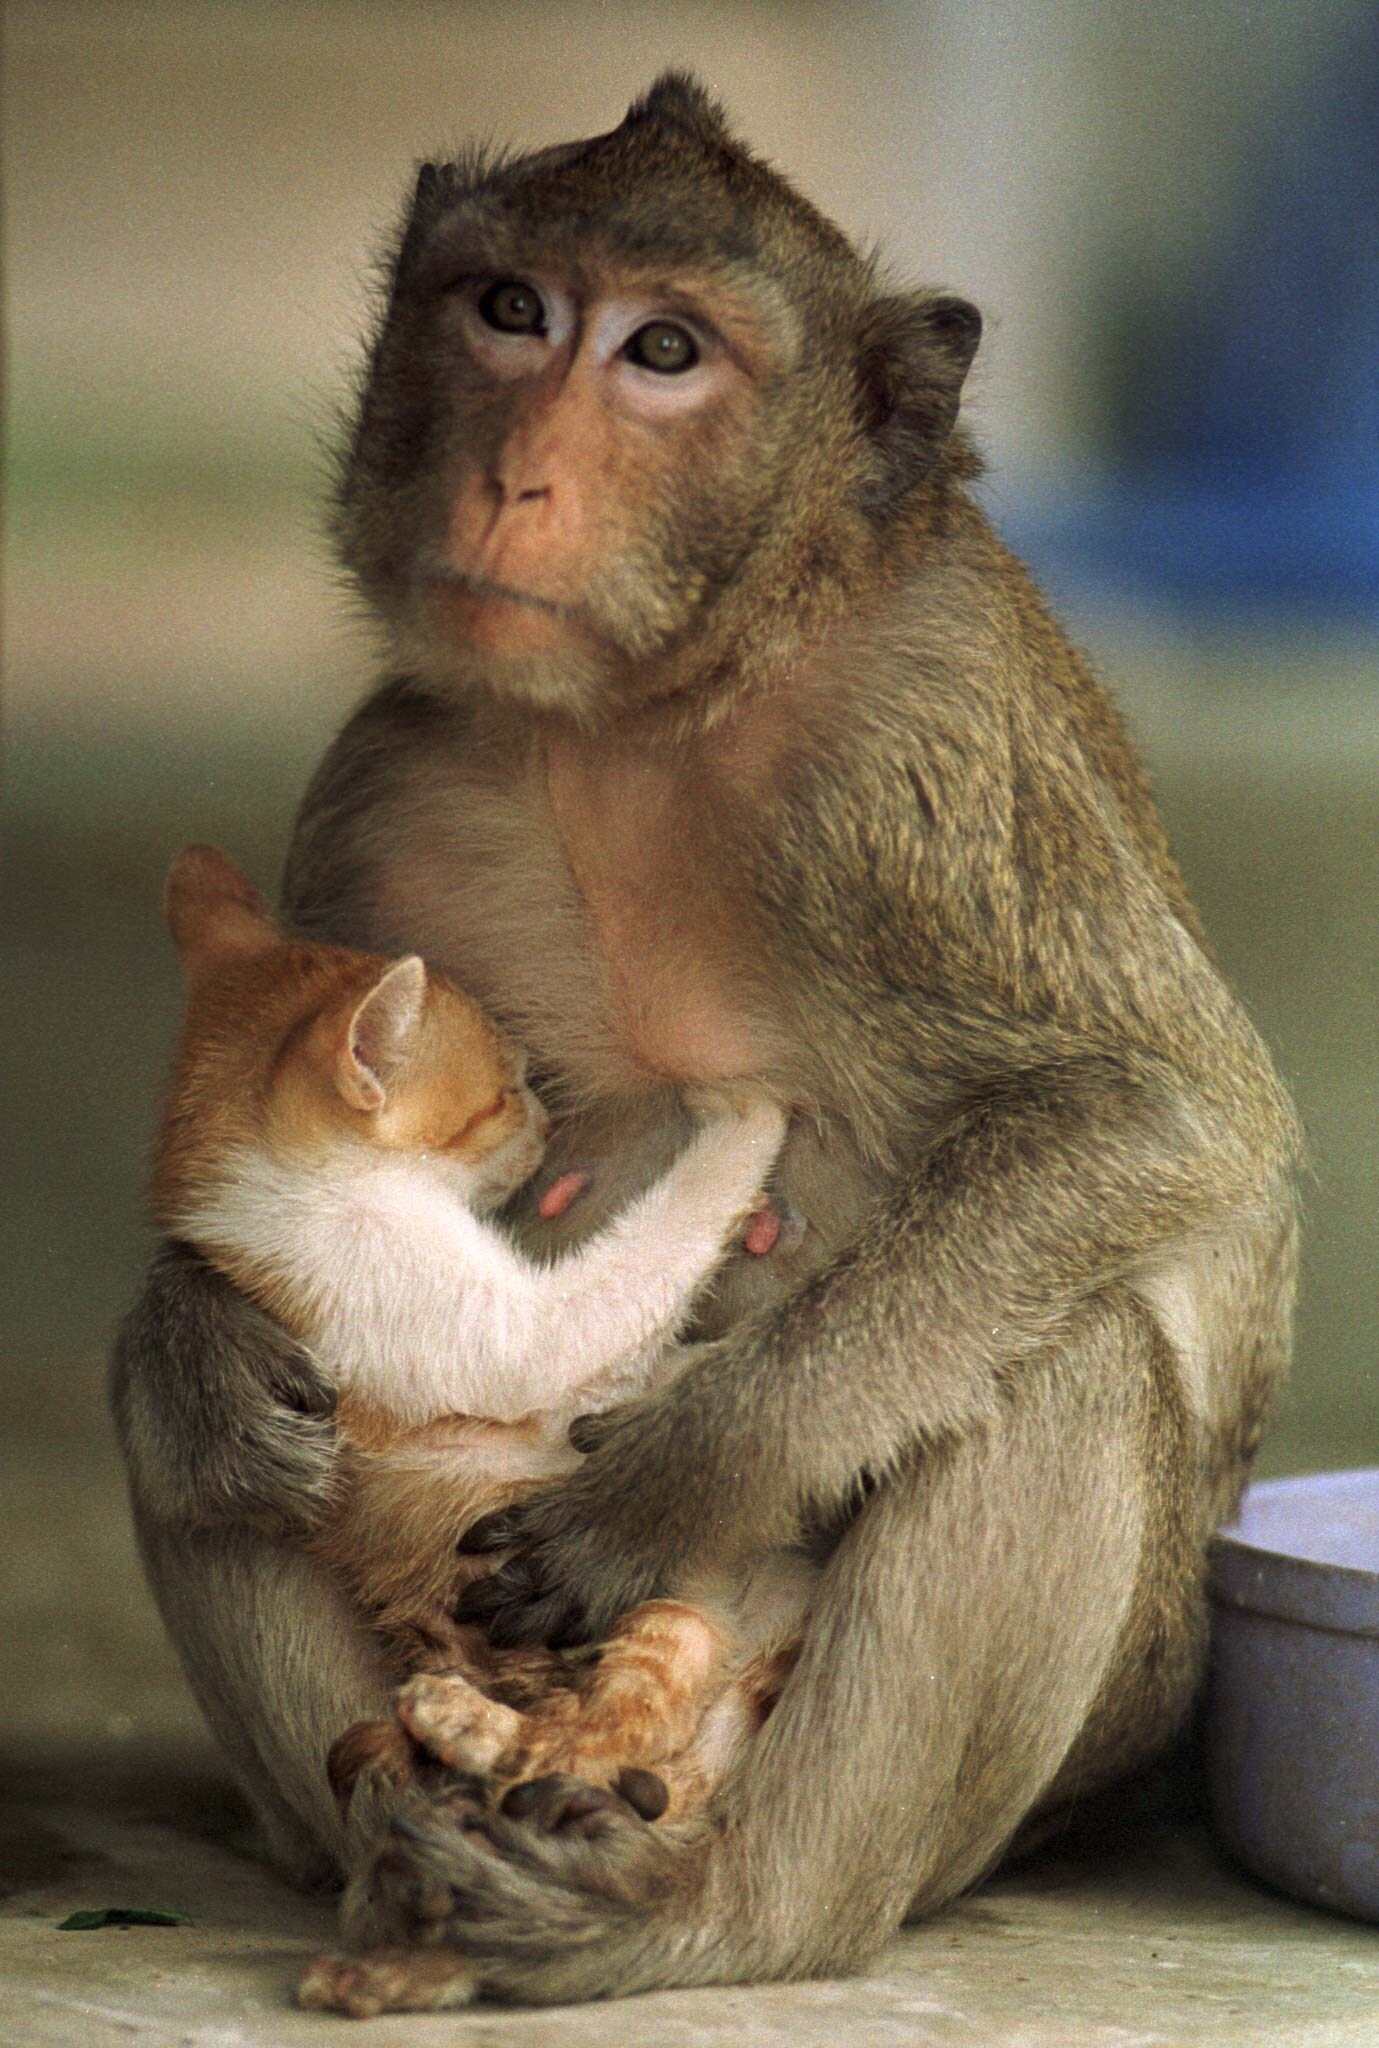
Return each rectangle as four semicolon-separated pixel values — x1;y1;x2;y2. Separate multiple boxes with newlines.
164;845;276;967
856;292;982;511
626;71;733;149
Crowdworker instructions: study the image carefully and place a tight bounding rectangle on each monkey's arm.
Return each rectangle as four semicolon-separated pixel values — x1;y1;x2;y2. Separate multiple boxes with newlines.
457;1052;1291;1646
111;1238;338;1532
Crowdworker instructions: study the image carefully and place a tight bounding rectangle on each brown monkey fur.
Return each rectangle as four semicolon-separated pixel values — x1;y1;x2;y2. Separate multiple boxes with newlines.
113;73;1298;2008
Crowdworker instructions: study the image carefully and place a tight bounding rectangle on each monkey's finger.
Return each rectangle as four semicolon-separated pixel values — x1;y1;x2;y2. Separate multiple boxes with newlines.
453;1566;527;1623
499;1774;630;1837
453;1557;593;1647
488;1588;594;1651
615;1766;669;1820
456;1510;521;1555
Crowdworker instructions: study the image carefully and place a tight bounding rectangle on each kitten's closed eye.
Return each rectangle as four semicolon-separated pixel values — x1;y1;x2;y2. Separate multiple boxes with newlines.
445;1094;511;1151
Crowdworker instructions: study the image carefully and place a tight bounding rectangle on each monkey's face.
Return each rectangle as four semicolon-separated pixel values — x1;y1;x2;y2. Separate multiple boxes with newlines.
397;258;802;717
340;240;828;723
336;76;981;725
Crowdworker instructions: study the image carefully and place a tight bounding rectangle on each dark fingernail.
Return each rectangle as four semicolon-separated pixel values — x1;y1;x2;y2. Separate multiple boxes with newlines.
615;1767;669;1820
499;1781;543;1820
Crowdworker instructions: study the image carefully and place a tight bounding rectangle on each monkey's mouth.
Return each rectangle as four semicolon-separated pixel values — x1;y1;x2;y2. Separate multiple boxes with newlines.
423;564;574;621
420;563;591;661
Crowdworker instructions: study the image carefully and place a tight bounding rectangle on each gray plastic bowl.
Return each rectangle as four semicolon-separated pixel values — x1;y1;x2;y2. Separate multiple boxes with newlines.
1207;1468;1379;1922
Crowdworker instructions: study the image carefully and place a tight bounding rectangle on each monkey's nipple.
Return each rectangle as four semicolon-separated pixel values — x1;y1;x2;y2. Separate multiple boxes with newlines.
537;1170;591;1221
744;1199;807;1257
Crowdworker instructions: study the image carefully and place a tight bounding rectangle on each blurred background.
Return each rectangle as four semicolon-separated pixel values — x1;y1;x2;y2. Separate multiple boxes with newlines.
4;3;1375;1756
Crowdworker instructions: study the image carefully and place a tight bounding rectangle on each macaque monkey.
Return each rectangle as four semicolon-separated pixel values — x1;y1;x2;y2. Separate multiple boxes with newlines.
113;73;1298;2013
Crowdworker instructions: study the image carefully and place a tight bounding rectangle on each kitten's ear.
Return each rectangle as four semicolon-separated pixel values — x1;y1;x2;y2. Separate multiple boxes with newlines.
164;844;276;966
335;956;428;1114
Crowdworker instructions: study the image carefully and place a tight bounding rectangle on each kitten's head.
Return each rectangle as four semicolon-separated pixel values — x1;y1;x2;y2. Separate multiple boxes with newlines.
152;845;548;1223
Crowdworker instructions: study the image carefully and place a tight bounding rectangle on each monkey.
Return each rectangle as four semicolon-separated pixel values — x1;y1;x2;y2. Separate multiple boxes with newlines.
112;72;1298;2011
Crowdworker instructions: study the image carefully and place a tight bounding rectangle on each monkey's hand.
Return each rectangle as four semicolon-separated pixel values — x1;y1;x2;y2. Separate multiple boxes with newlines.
111;1238;338;1533
454;1422;668;1648
455;1056;1278;1653
454;1336;780;1649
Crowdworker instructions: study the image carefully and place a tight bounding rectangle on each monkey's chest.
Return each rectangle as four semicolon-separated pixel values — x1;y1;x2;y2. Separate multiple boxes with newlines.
372;739;768;1091
536;743;764;1086
570;888;757;1083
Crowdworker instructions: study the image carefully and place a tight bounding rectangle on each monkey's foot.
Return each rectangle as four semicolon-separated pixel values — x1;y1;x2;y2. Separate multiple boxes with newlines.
296;1945;477;2018
395;1671;523;1774
339;1781;697;2003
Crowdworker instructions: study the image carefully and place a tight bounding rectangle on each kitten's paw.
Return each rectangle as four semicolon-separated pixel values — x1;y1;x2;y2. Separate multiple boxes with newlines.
296;1946;477;2017
395;1673;522;1775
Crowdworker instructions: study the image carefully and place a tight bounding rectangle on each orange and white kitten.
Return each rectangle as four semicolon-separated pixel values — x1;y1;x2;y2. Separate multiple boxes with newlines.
152;845;786;1671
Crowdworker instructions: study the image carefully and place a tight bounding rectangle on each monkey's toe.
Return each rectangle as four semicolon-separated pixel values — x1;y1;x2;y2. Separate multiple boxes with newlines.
499;1772;650;1838
615;1765;670;1819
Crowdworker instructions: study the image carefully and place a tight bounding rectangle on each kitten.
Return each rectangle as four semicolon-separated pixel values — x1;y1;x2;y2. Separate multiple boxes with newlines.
152;845;786;1666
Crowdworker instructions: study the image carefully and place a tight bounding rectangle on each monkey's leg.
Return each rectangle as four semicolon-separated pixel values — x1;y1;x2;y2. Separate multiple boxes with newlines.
336;1294;1200;2001
114;1246;411;1880
137;1517;395;1887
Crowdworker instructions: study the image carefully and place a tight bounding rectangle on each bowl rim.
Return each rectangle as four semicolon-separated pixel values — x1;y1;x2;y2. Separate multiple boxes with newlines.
1209;1469;1379;1637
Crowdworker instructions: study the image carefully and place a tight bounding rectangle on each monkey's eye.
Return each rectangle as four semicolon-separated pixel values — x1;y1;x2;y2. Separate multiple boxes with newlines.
478;280;547;336
623;321;699;374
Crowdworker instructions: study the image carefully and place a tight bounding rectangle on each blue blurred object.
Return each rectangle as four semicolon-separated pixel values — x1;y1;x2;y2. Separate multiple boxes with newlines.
998;15;1379;620
994;470;1379;619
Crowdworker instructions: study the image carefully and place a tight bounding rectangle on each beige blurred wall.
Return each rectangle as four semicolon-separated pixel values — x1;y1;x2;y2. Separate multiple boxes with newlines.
11;0;1362;492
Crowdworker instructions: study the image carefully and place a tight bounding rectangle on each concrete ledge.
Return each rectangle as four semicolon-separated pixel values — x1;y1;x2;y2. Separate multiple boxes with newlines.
4;1744;1377;2047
